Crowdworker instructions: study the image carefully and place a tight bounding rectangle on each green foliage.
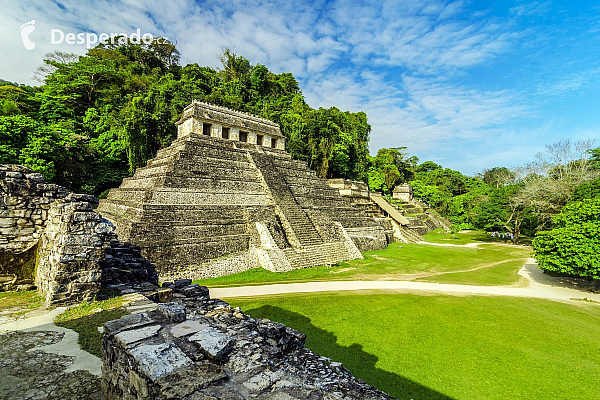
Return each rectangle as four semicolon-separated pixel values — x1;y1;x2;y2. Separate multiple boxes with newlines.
0;115;70;180
407;163;492;228
533;198;600;279
482;167;515;188
1;45;373;193
367;147;416;193
573;177;600;201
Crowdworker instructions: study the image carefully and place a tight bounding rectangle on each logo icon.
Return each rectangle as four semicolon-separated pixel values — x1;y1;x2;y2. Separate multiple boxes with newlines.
20;20;36;50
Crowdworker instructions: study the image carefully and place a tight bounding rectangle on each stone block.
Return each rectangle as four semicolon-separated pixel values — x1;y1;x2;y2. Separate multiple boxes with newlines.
170;320;210;338
174;278;192;288
25;173;45;182
130;343;194;381
188;327;234;360
115;324;162;348
104;312;155;336
157;302;186;323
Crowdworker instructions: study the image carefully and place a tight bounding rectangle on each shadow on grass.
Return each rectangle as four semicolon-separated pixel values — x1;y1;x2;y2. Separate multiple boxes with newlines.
244;305;455;400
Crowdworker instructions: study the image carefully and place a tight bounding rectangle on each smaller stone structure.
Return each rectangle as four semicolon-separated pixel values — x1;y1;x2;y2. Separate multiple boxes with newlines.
392;184;413;202
35;193;159;304
101;283;393;400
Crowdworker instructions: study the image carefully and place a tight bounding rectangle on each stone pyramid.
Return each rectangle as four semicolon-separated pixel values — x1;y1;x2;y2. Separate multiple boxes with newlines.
98;101;388;280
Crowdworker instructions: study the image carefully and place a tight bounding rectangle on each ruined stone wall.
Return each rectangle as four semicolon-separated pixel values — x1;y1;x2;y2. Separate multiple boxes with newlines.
0;165;70;290
101;283;393;400
35;194;116;303
1;164;158;304
35;194;159;304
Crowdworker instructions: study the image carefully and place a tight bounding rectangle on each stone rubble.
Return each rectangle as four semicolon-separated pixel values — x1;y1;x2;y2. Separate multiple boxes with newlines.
102;283;394;400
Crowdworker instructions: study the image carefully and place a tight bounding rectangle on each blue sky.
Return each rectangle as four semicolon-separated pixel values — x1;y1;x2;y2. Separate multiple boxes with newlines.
1;0;599;175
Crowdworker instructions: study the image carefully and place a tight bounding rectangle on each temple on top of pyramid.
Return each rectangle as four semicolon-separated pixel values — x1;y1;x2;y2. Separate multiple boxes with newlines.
176;101;286;149
97;101;390;281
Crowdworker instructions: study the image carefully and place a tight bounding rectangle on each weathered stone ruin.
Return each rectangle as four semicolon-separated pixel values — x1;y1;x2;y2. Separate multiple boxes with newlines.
391;184;451;234
327;178;422;243
328;179;451;239
0;164;158;304
0;165;69;291
102;281;393;400
98;101;388;280
392;183;413;202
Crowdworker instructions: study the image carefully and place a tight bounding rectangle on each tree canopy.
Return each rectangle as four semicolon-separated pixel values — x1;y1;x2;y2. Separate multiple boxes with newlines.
0;42;372;194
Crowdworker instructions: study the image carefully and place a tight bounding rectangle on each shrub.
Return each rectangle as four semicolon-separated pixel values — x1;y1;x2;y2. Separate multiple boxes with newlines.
533;198;600;279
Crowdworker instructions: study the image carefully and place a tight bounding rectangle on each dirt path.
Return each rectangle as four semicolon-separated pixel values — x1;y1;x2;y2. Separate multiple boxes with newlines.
416;241;488;247
416;258;522;279
211;259;600;303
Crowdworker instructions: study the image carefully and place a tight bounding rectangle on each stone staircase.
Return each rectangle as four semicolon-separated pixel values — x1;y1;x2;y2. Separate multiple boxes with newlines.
398;226;423;243
249;152;323;248
266;158;387;251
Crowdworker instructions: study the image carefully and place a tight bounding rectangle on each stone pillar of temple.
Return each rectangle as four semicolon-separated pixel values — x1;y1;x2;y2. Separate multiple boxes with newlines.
263;135;272;148
211;124;222;138
176;116;202;139
248;132;258;145
276;138;286;150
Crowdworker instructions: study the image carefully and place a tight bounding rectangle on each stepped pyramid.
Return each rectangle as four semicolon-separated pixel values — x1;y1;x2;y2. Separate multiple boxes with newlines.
98;101;388;280
327;178;425;243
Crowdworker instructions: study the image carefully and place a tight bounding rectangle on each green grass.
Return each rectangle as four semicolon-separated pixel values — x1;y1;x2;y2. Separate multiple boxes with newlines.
194;242;531;288
0;290;43;316
228;292;600;400
417;259;528;286
54;296;128;356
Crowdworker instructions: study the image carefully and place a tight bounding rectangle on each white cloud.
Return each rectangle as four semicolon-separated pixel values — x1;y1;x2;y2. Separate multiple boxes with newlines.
0;0;597;174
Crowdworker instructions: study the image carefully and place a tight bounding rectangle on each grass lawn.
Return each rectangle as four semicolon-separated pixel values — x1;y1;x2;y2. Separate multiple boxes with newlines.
54;296;127;356
194;241;531;288
0;290;43;318
228;292;600;400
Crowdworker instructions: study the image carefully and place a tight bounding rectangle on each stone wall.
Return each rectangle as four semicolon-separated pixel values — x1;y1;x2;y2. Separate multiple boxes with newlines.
35;194;159;304
0;165;70;290
101;283;393;400
1;164;159;304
